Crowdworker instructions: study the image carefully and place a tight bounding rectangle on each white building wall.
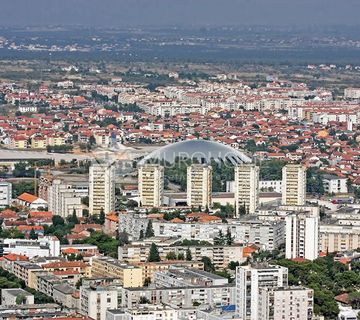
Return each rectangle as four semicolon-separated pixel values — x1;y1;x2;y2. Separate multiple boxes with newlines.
0;181;12;207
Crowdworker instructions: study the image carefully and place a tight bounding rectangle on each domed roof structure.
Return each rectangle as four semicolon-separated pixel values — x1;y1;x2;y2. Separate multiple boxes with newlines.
139;139;252;165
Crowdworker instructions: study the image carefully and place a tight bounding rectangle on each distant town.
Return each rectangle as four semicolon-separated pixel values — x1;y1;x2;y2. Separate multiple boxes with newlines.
0;26;360;320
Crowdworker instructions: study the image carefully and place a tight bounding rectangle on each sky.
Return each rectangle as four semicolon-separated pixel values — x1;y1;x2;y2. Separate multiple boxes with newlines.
1;0;359;27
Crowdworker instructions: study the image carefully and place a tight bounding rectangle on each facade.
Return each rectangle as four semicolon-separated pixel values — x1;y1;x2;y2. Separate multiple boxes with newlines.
12;261;43;287
187;164;212;209
138;164;164;207
282;164;306;206
80;285;118;320
91;257;143;288
151;219;285;251
236;264;288;320
48;178;88;217
259;180;282;193
285;212;319;261
0;181;12;208
89;163;115;215
119;284;235;310
234;164;259;216
134;260;204;282
154;267;228;288
1;288;34;306
258;286;314;320
319;224;360;253
1;236;60;258
119;244;245;269
322;174;348;194
106;305;178;320
344;87;360;99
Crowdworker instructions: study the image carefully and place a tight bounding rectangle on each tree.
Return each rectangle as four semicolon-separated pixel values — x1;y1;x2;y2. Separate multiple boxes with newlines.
214;230;225;245
349;292;360;309
177;252;185;260
127;199;138;209
52;215;65;226
16;293;27;305
238;203;247;216
89;135;96;145
67;209;79;225
143;277;151;287
226;228;234;245
139;296;150;304
29;228;38;240
99;208;105;225
228;261;240;270
166;251;177;260
307;168;325;195
82;231;119;258
148;243;161;262
145;220;154;238
186;248;192;261
81;196;89;207
201;256;215;273
118;230;130;246
259;159;286;180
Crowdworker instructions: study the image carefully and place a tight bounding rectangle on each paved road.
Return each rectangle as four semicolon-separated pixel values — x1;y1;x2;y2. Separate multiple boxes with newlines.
0;149;92;162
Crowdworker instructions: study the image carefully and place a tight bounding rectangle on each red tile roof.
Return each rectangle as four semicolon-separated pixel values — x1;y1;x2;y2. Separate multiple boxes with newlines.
17;193;39;203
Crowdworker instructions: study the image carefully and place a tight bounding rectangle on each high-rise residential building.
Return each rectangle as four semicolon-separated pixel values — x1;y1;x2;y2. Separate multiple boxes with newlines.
285;212;319;261
80;285;118;320
48;178;88;217
138;164;164;207
258;286;314;320
234;164;259;216
187;164;212;208
236;264;288;320
89;163;115;215
282;164;306;206
0;181;12;208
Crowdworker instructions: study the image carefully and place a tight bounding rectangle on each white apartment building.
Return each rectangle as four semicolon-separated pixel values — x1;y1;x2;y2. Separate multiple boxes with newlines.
344;87;360;99
0;181;12;207
106;305;178;320
119;284;235;310
48;178;88;217
236;264;288;320
1;236;60;258
151;219;285;250
154;267;229;288
322;174;348;194
282;164;306;206
1;288;34;306
319;224;360;253
187;164;212;208
89;163;115;214
285;212;319;261
138;164;164;207
80;285;119;320
258;286;314;320
234;164;259;216
118;243;245;269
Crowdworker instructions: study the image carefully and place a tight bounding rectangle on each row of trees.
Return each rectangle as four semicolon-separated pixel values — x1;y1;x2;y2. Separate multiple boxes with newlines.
273;254;360;319
147;243;192;263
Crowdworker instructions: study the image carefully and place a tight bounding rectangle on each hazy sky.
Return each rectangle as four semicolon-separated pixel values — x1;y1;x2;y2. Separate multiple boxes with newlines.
1;0;359;27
